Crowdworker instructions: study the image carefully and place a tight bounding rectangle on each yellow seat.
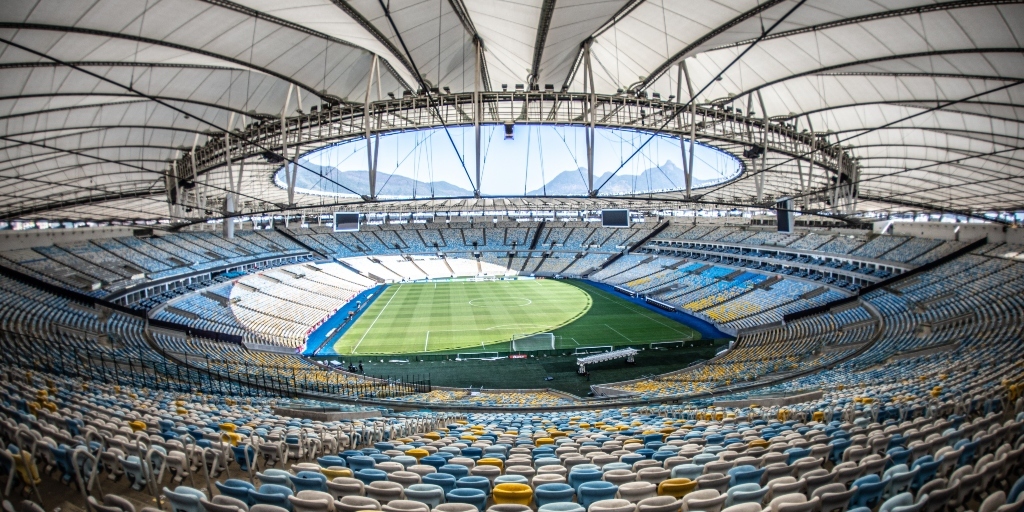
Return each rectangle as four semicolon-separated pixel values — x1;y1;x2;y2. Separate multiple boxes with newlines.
492;483;533;506
812;411;825;423
406;448;430;461
321;467;352;479
658;478;697;498
535;438;554;446
129;421;147;433
422;432;442;441
221;432;243;446
478;458;504;471
220;423;238;433
549;431;566;438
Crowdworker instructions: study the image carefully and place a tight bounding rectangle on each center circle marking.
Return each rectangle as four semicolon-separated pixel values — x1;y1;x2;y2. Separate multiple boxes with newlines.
468;297;533;307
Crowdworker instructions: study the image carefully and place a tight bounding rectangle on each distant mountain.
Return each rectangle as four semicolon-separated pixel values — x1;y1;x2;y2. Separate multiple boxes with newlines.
526;161;713;196
293;163;474;198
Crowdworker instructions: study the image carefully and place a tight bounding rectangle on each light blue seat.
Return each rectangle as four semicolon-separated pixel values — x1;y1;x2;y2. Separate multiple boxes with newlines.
910;457;938;492
216;479;256;506
120;456;148;491
290;471;327;493
535;483;576;507
392;456;417;469
725;483;768;507
404;483;445;508
535;458;562;469
440;464;471;479
445;488;487;512
728;466;765;487
603;463;632;473
1010;476;1024;504
456;476;491;493
578;481;618;510
495;475;529;486
878;492;914;512
692;454;718;466
671;465;703;481
883;465;918;499
422;473;457;494
569;469;604;491
248;484;293;511
258;470;293;488
538;503;585;512
164;486;205;512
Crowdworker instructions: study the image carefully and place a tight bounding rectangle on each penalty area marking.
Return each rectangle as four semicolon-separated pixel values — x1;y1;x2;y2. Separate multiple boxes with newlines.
605;323;634;343
350;284;402;354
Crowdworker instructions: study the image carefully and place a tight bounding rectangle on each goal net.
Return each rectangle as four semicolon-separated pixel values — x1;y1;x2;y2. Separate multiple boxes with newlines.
456;352;501;360
511;332;555;352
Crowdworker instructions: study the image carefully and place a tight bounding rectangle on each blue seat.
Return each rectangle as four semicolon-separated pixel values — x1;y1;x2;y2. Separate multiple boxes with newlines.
290;471;327;492
728;465;765;487
248;484;293;511
163;486;205;512
725;483;768;507
569;468;604;491
954;439;979;467
1009;476;1024;504
216;479;256;506
422;473;457;494
535;483;576;507
348;456;377;472
910;457;939;492
317;456;346;469
784;448;812;465
620;454;645;466
439;464;470;479
355;468;388;485
829;439;852;464
420;456;447;470
456;475;491;493
886;448;910;469
577;481;618;510
232;445;256;472
461;448;483;460
446;488;488;512
849;475;889;510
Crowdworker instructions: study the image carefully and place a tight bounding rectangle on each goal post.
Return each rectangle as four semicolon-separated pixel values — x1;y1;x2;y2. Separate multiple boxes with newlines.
511;332;555;352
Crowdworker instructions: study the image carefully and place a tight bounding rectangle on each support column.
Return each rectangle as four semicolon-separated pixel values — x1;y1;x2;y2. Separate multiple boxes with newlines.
584;40;596;196
756;91;769;203
282;84;295;205
474;40;482;197
365;54;380;200
223;117;235;238
681;61;696;199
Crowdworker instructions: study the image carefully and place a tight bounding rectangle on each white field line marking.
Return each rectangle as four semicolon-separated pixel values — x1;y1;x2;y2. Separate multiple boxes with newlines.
351;284;402;354
424;331;430;352
590;288;693;336
605;324;634;343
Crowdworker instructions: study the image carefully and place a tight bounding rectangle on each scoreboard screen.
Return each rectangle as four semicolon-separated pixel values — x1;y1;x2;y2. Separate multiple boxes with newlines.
333;212;360;232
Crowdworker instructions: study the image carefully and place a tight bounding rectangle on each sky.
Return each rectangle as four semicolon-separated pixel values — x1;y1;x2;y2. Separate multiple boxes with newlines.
295;124;742;196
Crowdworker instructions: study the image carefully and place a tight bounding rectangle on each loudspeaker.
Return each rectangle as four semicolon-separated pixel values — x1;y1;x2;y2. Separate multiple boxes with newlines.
776;198;794;233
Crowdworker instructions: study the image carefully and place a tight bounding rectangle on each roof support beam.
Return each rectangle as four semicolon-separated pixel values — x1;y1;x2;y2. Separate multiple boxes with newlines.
446;0;493;91
529;0;558;87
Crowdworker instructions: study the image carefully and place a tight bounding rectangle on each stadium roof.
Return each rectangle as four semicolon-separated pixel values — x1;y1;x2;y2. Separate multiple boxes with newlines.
1;0;1023;222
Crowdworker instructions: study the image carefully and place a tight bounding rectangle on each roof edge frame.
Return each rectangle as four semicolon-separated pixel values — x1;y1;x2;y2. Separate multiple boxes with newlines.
715;48;1024;104
328;0;419;91
774;98;1024;125
0;91;277;121
635;0;789;92
446;0;493;91
561;0;648;90
1;188;162;220
528;0;558;87
0;23;334;103
711;0;1024;51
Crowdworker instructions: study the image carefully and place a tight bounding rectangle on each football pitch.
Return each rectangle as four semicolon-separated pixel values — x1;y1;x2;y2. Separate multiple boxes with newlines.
331;279;699;355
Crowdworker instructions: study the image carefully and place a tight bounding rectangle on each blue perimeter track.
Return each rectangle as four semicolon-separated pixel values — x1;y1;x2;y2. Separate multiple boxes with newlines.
581;279;731;340
304;285;384;357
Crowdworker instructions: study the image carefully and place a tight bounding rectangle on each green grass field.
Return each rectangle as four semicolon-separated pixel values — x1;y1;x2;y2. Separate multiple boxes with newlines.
332;279;699;355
